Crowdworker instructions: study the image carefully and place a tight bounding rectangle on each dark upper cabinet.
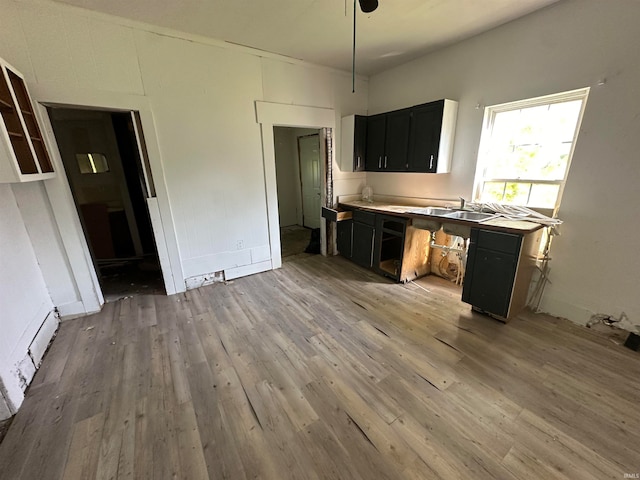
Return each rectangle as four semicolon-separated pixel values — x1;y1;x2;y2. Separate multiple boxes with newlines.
365;109;410;172
365;114;386;171
384;108;411;171
409;100;445;173
344;98;457;174
410;99;457;174
340;115;367;172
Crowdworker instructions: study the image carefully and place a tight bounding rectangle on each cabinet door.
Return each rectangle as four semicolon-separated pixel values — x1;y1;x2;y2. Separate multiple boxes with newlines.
463;228;521;318
384;109;411;171
353;115;367;172
365;114;386;171
409;101;444;173
464;247;517;317
0;59;55;182
352;222;375;268
337;220;353;258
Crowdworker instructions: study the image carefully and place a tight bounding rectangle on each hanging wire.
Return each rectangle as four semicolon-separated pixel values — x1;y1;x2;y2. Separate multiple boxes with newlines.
352;0;356;93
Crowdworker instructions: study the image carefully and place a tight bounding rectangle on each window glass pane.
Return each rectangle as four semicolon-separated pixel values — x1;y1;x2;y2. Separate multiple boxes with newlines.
503;182;531;205
528;184;560;208
480;181;506;203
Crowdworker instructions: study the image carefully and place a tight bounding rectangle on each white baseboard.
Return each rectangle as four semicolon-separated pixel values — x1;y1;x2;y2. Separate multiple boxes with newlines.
224;260;273;280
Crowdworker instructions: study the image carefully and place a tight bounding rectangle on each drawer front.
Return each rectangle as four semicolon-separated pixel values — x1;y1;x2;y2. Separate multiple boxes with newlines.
353;209;376;226
475;229;522;255
322;207;353;222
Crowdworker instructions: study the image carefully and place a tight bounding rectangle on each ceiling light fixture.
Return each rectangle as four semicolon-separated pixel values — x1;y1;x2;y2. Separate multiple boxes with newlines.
352;0;379;92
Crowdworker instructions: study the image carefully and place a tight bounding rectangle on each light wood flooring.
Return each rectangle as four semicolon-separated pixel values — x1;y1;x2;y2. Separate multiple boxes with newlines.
1;255;639;479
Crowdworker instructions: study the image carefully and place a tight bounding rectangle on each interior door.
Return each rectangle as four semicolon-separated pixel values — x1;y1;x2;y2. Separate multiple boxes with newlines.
298;134;321;229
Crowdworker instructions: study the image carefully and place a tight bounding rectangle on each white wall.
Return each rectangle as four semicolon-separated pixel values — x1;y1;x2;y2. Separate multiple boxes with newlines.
367;0;640;330
0;0;369;418
0;0;369;291
0;185;55;415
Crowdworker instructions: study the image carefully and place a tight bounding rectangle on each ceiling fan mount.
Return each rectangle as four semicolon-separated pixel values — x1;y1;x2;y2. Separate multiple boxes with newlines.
358;0;378;13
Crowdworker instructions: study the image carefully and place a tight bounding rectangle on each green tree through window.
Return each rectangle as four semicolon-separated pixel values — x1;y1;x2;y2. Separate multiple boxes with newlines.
474;89;589;211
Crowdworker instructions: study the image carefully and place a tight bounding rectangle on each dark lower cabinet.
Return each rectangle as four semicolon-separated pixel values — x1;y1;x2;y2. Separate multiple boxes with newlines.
337;219;353;259
352;222;375;267
341;209;431;283
351;210;376;268
463;247;517;317
462;228;541;321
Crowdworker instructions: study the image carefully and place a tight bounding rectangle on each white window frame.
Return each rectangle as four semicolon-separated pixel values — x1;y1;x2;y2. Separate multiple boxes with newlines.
473;87;590;215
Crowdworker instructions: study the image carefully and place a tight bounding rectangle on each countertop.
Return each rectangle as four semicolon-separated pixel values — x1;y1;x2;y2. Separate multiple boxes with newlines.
339;200;544;234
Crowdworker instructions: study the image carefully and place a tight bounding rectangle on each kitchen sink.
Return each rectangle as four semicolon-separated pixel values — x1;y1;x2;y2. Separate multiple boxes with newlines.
407;206;452;216
443;211;495;222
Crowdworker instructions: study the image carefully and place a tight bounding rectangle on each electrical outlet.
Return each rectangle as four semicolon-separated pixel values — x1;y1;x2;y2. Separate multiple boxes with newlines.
236;240;244;250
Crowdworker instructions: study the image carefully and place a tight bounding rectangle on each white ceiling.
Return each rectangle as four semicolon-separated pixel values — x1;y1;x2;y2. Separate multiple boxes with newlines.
53;0;560;75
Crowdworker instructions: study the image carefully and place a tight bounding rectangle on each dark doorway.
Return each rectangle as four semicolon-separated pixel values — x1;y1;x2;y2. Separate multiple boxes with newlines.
48;108;165;301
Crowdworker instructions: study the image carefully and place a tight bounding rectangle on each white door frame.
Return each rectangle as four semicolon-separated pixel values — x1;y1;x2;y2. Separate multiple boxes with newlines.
30;85;184;317
256;102;335;269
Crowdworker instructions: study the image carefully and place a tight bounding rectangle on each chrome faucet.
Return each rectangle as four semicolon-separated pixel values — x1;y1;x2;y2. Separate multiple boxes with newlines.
459;197;466;210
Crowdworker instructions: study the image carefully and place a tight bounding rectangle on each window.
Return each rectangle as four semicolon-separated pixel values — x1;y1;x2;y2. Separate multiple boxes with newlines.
473;88;589;212
76;153;109;174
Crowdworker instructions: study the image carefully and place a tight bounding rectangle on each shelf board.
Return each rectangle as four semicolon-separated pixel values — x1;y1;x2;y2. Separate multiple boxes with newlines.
7;131;24;138
379;259;400;277
0;97;13;109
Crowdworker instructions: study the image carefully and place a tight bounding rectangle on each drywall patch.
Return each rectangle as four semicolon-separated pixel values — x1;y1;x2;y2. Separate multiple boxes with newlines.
14;356;36;392
185;271;225;290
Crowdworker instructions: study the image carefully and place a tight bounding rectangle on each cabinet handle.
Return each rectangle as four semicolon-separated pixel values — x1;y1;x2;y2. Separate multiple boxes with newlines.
370;233;375;266
429;154;434;170
378;156;382;169
356;156;361;169
384;156;388;169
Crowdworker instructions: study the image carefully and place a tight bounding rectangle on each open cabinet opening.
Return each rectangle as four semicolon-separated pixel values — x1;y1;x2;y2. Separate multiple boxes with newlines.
47;107;165;302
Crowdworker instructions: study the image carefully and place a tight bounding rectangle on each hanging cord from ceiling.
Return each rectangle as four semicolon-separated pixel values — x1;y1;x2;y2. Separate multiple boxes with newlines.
352;0;356;93
351;0;379;93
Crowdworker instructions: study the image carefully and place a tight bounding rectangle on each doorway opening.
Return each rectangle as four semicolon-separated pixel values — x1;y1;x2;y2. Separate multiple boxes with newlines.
48;107;165;302
274;127;325;261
